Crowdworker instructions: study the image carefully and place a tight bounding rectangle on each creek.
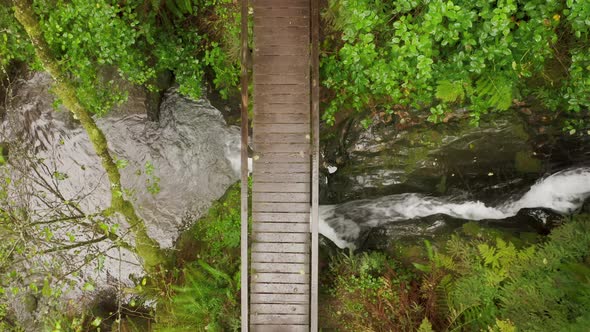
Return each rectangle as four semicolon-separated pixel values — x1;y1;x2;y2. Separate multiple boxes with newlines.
2;72;589;326
320;167;590;249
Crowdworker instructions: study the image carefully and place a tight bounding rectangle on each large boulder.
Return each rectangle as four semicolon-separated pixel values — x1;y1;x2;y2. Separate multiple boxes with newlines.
0;73;241;329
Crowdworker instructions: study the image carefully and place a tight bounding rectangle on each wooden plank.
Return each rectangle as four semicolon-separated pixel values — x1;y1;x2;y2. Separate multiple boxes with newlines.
252;254;309;268
254;142;311;156
253;192;310;202
252;242;310;253
253;7;309;17
252;182;310;193
254;74;308;85
253;202;310;212
252;262;310;274
255;104;309;114
254;17;309;27
255;94;309;105
254;175;310;185
252;0;310;9
254;30;310;46
250;314;309;325
251;293;309;304
252;252;310;263
255;152;310;163
251;283;310;294
252;44;309;56
252;202;311;213
253;61;309;74
254;123;310;133
254;163;310;173
254;27;310;38
255;85;309;97
252;232;309;243
254;144;310;153
252;273;310;284
250;325;309;332
252;212;309;222
253;53;308;66
254;44;309;56
253;223;310;233
253;133;310;144
255;174;309;185
251;303;309;314
255;113;310;124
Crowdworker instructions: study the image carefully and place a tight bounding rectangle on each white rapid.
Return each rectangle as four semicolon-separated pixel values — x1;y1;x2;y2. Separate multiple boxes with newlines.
320;167;590;249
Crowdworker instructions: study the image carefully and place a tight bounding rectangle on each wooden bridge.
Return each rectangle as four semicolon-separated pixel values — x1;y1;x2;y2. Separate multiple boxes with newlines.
240;0;320;330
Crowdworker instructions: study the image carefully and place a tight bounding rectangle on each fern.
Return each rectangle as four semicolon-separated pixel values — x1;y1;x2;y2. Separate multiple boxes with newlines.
436;80;465;103
417;317;434;332
475;75;513;111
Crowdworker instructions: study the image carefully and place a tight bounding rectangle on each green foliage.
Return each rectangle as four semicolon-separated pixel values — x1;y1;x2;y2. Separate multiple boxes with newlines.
435;80;465;103
0;1;35;69
322;0;590;125
156;182;247;331
204;42;240;100
158;261;240;331
324;216;590;331
32;0;150;114
4;0;240;115
0;146;6;166
442;214;590;331
190;182;242;261
326;251;444;331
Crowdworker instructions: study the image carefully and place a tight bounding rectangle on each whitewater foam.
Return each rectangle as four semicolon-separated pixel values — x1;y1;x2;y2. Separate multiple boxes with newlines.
320;167;590;249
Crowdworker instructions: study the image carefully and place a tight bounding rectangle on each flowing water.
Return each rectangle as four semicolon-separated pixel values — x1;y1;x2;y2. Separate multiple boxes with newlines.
320;167;590;249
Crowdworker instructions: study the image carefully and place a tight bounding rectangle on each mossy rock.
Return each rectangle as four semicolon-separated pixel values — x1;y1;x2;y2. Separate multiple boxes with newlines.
323;111;541;203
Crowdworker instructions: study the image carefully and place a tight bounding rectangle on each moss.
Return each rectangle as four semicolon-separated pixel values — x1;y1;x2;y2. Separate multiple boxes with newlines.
511;122;530;141
176;182;245;270
514;151;542;173
436;175;447;194
403;146;431;174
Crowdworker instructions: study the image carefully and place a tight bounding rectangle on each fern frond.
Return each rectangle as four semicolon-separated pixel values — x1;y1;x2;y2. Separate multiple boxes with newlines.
475;75;513;111
436;80;465;102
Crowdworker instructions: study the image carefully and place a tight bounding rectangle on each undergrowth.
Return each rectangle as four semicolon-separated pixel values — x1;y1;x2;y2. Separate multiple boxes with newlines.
155;181;248;332
323;214;590;331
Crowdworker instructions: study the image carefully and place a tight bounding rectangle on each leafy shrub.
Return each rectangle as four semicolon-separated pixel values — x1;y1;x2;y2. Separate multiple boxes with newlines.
156;182;247;331
5;0;241;115
0;1;35;70
321;0;590;125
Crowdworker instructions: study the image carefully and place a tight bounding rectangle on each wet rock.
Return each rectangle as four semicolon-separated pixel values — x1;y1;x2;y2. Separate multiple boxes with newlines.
322;110;590;205
515;208;563;232
1;73;242;328
322;112;544;203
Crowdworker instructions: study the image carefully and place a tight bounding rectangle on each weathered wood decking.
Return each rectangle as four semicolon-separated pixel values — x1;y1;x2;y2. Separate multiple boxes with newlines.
241;0;319;330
